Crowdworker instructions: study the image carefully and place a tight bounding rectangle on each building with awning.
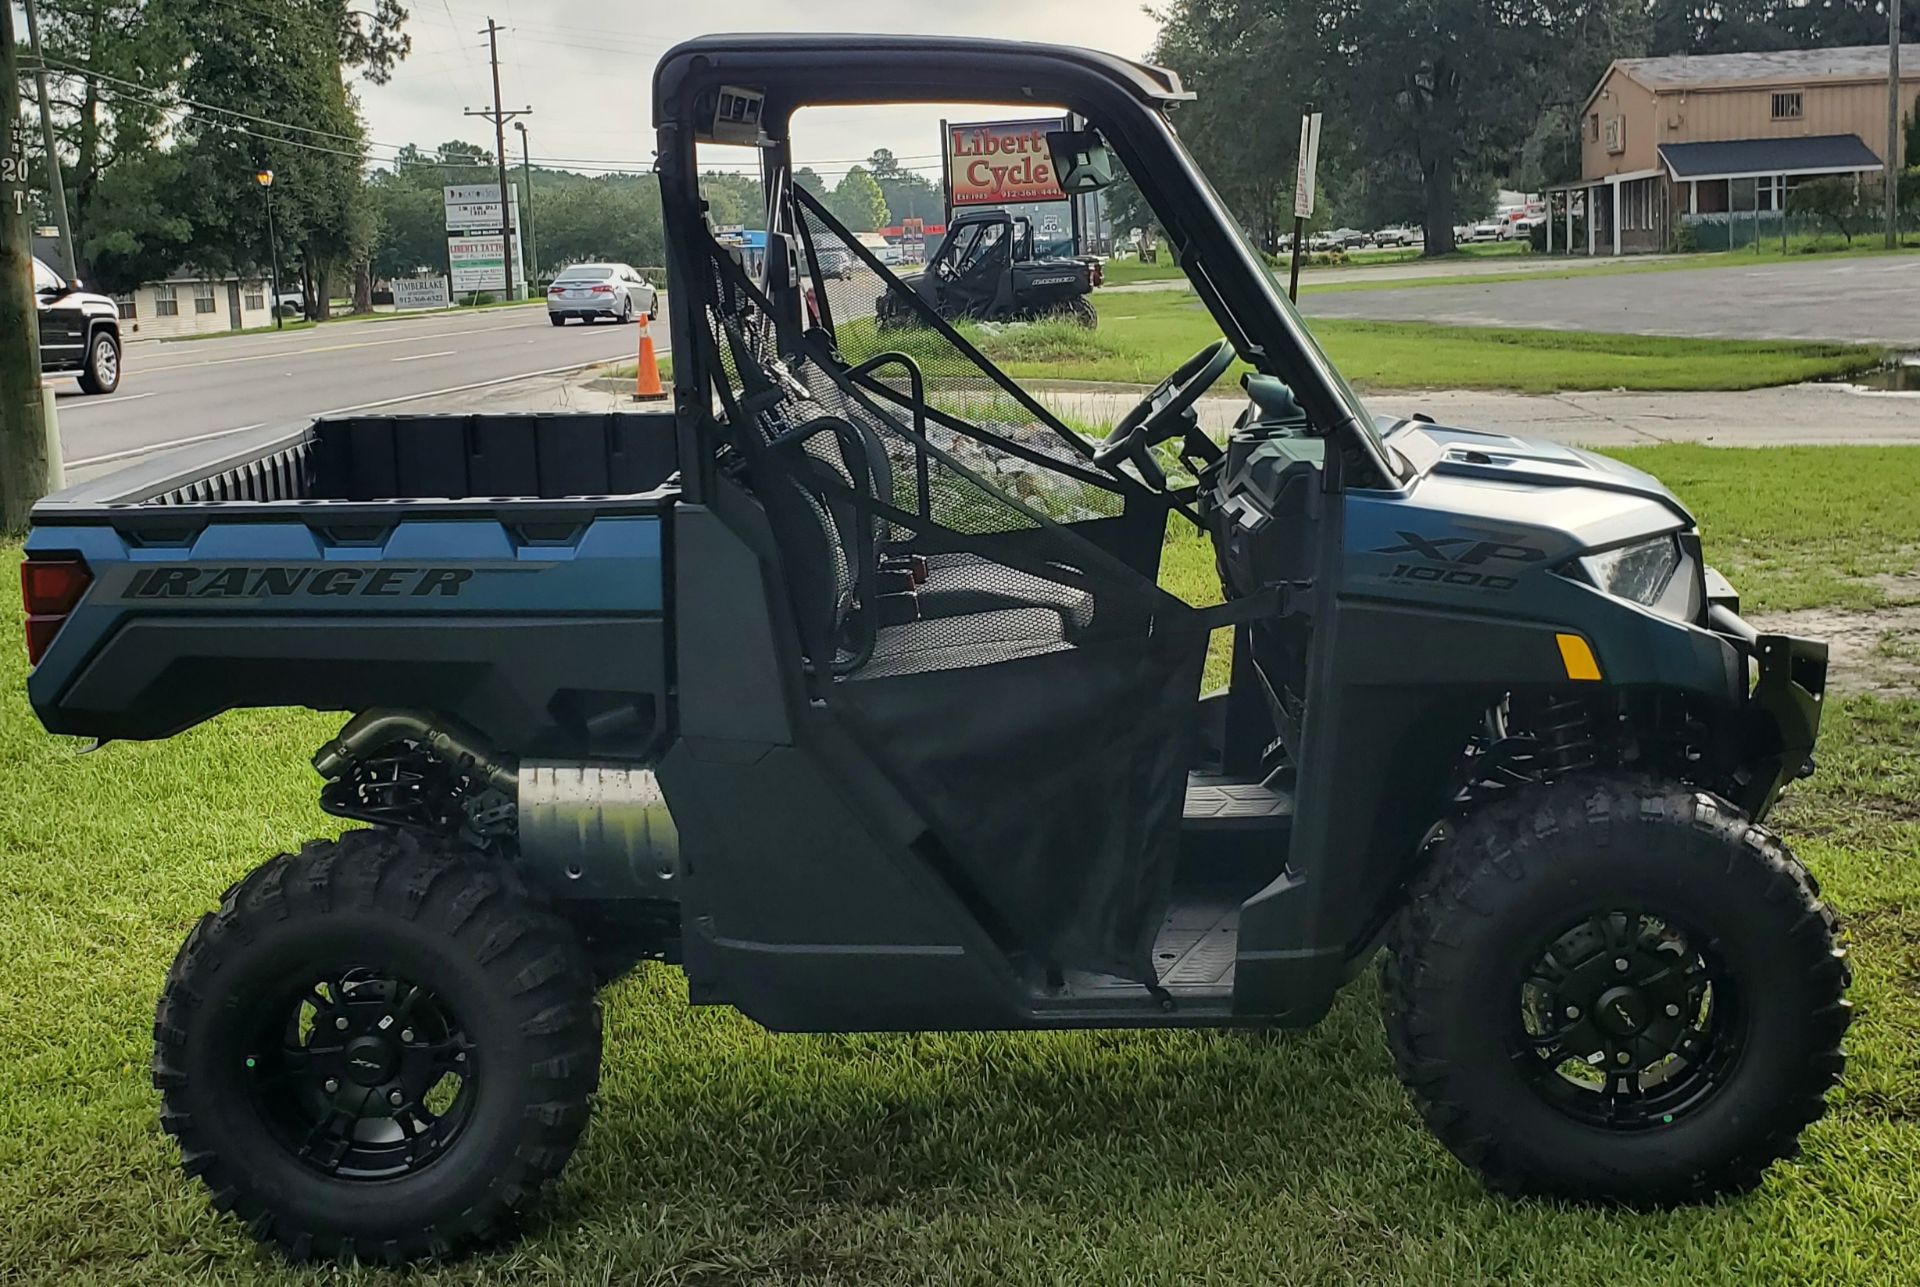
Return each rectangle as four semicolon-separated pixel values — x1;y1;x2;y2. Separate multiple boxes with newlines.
1542;43;1917;255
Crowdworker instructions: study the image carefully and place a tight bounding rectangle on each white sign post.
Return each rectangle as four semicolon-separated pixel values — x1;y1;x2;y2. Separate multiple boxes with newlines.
1287;111;1323;301
392;276;451;311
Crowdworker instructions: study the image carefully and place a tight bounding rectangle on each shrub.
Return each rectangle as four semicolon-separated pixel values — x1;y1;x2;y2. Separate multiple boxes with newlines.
1788;177;1875;245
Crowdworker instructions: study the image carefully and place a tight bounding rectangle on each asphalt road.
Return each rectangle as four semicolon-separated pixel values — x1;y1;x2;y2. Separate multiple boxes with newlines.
1299;254;1920;346
47;304;668;471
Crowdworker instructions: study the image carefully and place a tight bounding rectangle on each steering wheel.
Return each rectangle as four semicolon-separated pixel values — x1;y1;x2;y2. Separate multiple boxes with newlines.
1092;339;1235;490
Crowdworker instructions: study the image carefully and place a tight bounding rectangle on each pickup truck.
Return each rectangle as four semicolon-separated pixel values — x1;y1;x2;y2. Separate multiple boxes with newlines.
24;411;678;756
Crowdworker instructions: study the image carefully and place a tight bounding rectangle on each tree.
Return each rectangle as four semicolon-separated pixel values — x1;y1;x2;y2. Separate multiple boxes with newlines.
828;166;889;232
865;148;940;222
1337;0;1551;255
1649;0;1918;55
165;1;380;317
1789;176;1877;243
1150;1;1329;251
1907;100;1920;172
28;1;186;279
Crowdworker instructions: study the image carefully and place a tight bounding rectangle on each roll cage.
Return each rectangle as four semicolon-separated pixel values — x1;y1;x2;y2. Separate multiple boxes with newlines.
650;33;1401;504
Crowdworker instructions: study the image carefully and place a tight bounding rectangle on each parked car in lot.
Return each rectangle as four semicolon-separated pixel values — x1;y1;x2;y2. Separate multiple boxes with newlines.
547;264;659;325
33;256;122;395
1469;220;1505;242
1371;226;1413;247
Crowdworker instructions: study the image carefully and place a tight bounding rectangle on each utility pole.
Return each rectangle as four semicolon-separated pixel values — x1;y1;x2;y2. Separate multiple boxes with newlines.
3;2;54;530
465;20;529;303
514;120;539;284
21;0;74;280
1890;0;1903;249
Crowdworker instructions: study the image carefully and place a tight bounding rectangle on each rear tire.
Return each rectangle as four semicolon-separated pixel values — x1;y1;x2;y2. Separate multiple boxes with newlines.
1381;776;1849;1205
1066;296;1098;329
78;330;121;394
153;829;601;1264
549;314;566;327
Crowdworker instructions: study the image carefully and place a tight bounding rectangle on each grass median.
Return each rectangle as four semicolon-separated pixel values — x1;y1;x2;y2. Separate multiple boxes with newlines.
1;445;1918;1283
976;291;1884;392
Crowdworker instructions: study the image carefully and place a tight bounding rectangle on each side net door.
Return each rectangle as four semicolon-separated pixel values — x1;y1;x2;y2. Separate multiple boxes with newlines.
693;182;1207;984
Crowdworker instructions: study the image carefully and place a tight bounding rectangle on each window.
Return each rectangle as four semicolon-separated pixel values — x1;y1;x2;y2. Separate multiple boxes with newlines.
244;289;265;311
1588;114;1599;141
193;283;218;314
114;293;136;320
1771;92;1802;121
32;257;62;293
154;284;179;317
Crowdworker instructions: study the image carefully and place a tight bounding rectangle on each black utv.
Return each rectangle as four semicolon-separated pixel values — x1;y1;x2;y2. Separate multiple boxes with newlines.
18;33;1846;1266
878;206;1099;327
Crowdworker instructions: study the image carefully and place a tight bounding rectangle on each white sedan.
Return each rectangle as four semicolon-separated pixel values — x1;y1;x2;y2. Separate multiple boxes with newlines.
547;264;659;326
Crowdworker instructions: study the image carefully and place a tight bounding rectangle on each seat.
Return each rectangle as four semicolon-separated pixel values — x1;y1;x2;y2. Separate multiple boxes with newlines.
918;553;1096;632
791;357;1098;637
858;607;1073;681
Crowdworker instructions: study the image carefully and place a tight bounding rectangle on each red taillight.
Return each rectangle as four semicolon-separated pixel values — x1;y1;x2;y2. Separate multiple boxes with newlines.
590;284;614;294
21;554;91;665
548;284;565;294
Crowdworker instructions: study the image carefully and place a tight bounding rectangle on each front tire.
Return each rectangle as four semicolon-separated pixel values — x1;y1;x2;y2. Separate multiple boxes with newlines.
1382;776;1849;1205
153;830;601;1264
78;330;121;394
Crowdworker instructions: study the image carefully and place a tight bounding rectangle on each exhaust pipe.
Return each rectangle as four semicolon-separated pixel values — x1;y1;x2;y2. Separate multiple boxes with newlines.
313;709;519;793
314;709;677;897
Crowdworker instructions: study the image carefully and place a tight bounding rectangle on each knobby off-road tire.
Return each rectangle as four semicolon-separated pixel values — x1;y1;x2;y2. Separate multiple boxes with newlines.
153;829;602;1265
1381;776;1850;1204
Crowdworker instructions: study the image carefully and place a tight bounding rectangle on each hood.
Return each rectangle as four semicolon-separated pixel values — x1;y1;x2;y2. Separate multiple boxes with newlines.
1377;417;1692;527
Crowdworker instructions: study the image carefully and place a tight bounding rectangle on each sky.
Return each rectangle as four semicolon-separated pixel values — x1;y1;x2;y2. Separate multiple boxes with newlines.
359;0;1167;182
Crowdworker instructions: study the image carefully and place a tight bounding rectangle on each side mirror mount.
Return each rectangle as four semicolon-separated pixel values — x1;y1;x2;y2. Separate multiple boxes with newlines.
1046;129;1117;196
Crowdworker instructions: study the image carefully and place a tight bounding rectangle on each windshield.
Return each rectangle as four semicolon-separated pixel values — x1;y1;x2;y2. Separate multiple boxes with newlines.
1167;121;1400;480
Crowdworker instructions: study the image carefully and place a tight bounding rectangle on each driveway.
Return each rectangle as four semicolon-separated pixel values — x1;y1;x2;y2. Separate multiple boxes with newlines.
1299;253;1920;346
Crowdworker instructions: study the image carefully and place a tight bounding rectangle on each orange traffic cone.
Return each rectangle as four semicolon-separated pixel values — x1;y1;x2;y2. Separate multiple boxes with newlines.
632;315;667;402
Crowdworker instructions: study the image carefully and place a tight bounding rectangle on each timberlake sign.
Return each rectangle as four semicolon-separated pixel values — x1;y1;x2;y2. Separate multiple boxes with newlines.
946;117;1069;207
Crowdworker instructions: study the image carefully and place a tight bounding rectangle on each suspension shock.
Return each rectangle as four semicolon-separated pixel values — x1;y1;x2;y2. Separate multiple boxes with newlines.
1533;693;1600;776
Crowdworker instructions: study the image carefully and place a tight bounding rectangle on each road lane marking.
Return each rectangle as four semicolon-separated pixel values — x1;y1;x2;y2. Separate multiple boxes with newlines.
53;391;157;409
68;423;270;469
391;350;458;363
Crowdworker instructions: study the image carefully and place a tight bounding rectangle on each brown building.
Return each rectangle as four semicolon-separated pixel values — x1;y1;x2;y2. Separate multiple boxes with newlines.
1548;44;1919;254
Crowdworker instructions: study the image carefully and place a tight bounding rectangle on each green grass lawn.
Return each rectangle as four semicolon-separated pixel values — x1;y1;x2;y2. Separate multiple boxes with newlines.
984;292;1883;393
2;446;1918;1283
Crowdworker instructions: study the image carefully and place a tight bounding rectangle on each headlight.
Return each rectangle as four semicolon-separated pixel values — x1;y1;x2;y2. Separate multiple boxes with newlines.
1574;533;1700;619
1583;535;1682;605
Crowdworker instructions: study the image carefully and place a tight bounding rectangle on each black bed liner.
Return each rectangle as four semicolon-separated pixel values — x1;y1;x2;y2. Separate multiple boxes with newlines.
34;411;681;527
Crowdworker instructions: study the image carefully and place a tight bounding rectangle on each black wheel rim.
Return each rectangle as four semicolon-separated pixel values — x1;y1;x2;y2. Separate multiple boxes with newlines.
243;969;477;1180
1510;910;1743;1130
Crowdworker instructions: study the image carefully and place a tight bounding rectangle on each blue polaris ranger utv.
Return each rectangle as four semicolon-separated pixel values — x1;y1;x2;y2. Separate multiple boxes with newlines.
20;35;1845;1265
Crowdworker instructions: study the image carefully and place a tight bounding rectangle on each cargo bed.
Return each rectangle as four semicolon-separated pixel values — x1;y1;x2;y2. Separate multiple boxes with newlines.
26;412;680;755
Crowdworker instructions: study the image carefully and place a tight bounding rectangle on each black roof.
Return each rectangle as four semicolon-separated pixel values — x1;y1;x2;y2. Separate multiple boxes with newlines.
653;33;1190;125
1658;133;1883;179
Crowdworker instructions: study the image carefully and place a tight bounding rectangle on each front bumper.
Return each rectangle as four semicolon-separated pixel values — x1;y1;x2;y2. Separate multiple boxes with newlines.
1705;568;1828;818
